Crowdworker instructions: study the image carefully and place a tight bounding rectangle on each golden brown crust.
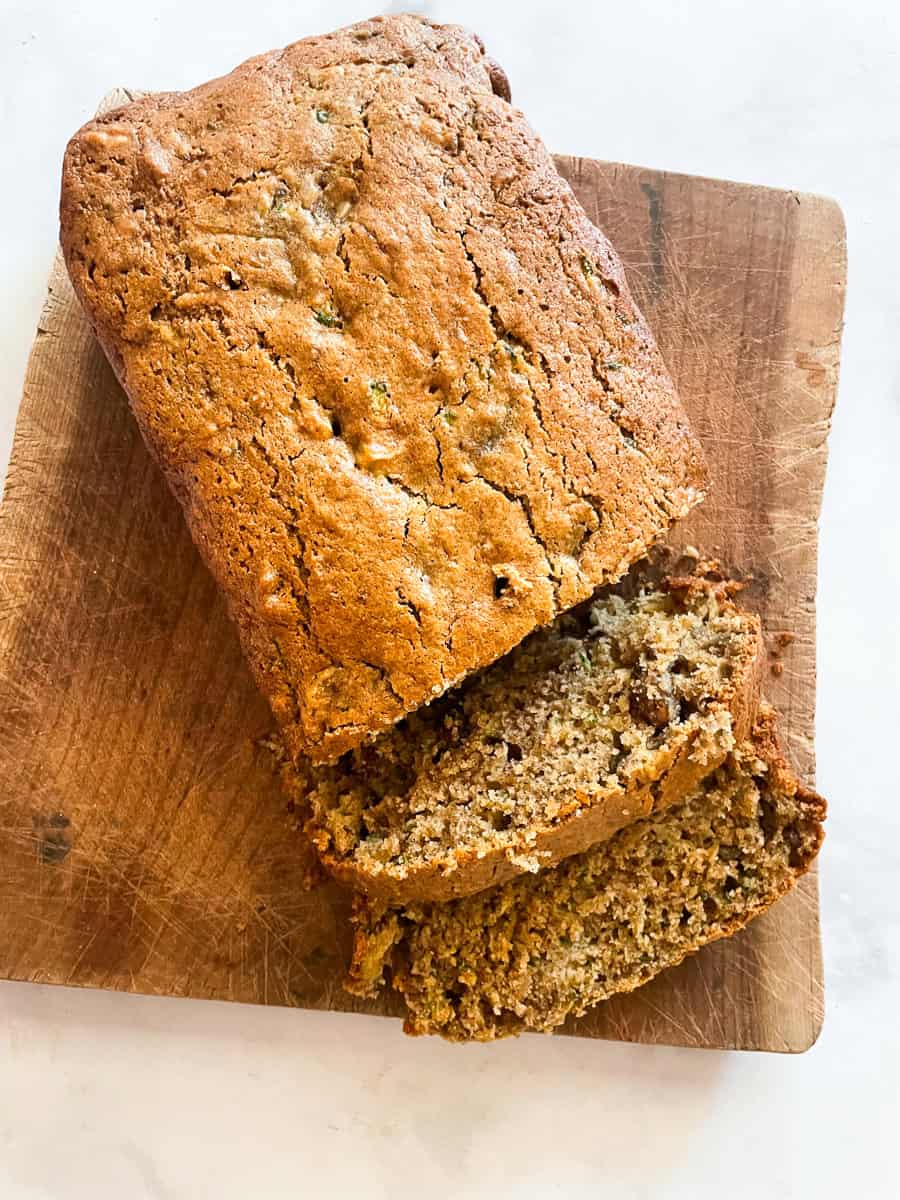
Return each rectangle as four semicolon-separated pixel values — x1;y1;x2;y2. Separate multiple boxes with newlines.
59;14;707;763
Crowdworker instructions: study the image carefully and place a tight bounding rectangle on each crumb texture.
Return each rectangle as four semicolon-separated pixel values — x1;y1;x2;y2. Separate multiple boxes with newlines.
60;13;706;761
306;577;761;900
347;725;825;1040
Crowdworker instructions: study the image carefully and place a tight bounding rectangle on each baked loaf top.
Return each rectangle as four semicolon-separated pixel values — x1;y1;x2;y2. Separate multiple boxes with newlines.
305;575;762;902
347;710;825;1040
60;13;707;762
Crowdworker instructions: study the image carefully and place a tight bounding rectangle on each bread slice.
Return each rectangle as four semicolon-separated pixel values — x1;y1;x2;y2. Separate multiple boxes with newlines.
346;712;825;1040
59;13;706;764
305;575;762;901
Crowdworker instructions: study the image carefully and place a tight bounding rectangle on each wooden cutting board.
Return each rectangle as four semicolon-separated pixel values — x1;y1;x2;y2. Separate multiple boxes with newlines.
0;90;846;1051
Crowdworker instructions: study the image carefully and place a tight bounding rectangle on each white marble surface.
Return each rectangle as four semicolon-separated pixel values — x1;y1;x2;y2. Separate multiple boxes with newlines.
1;1;898;1195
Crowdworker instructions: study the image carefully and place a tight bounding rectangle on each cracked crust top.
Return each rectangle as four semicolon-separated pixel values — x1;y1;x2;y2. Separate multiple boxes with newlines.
59;14;708;762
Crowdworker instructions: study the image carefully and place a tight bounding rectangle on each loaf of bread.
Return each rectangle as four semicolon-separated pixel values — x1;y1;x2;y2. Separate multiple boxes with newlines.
60;14;707;763
306;574;762;901
347;710;825;1040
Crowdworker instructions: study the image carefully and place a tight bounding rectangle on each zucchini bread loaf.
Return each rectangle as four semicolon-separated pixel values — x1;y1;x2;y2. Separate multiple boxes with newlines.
305;575;762;901
60;13;706;763
347;711;825;1040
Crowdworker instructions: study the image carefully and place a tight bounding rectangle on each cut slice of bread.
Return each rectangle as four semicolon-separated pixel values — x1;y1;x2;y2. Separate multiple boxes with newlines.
305;575;763;902
346;710;825;1041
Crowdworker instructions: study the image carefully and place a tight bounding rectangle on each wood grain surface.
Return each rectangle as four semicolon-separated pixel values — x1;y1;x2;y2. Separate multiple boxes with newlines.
0;91;846;1051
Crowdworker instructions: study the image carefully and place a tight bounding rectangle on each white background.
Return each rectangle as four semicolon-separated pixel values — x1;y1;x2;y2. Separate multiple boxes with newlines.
1;1;898;1196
